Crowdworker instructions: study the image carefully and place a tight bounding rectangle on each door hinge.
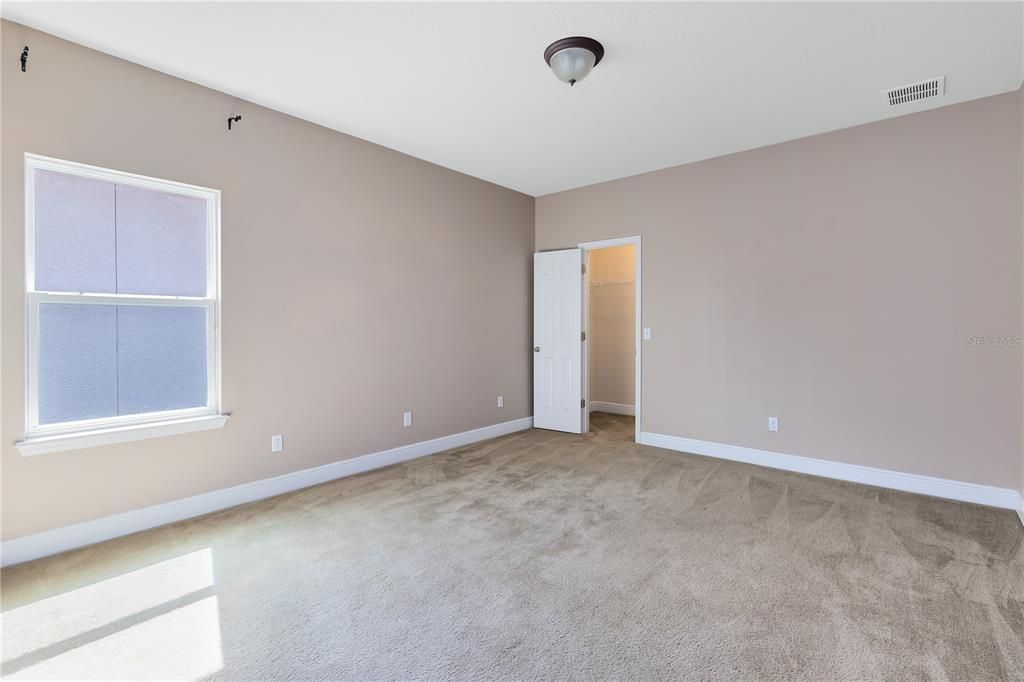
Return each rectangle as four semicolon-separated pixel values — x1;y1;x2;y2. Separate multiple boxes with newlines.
581;399;586;408
582;263;586;274
581;331;586;341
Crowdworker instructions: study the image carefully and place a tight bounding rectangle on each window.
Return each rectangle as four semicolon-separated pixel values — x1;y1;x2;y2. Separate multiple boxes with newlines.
17;155;226;455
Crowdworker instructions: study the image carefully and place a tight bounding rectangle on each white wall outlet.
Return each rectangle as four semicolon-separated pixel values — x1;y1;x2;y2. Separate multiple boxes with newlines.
768;417;779;432
403;411;413;427
497;395;504;408
643;327;652;341
271;434;284;452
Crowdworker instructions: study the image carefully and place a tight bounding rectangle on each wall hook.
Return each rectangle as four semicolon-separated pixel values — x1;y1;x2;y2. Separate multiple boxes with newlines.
227;115;241;131
20;46;28;72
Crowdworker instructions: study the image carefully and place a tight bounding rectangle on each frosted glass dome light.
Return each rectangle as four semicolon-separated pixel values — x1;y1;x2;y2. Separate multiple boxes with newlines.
544;37;604;86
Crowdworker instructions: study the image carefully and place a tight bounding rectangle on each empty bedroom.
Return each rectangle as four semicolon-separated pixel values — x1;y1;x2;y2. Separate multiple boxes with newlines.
1;2;1022;680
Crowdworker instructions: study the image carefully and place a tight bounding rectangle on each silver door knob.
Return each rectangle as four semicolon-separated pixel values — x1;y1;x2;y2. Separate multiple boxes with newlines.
533;346;540;352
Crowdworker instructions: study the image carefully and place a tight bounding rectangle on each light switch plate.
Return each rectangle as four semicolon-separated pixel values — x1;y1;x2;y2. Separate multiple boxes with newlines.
497;396;504;408
403;411;413;427
643;327;652;341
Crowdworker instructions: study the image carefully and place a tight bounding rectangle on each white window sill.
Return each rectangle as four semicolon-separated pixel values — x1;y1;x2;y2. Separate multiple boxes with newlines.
16;414;230;456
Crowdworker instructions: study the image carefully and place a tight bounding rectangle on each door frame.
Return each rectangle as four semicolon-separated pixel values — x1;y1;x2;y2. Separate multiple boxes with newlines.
578;235;642;442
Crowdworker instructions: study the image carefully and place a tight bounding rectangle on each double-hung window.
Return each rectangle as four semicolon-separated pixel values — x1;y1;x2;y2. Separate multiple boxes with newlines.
18;154;226;455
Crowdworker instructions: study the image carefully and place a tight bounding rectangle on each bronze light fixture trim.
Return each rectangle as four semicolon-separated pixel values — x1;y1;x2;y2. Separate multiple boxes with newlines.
543;36;604;86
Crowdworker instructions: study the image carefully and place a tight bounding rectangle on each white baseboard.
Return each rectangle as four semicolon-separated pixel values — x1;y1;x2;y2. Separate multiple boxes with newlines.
1;416;534;567
589;401;635;416
1017;492;1024;528
639;431;1023;513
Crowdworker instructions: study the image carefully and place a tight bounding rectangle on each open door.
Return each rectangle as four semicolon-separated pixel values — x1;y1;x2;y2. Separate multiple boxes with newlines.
533;249;584;433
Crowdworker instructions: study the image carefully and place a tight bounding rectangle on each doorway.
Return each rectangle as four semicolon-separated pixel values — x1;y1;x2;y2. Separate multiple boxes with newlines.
581;237;641;442
530;237;642;441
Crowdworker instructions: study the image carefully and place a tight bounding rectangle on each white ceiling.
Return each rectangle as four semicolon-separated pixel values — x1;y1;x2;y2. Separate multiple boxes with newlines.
4;2;1022;196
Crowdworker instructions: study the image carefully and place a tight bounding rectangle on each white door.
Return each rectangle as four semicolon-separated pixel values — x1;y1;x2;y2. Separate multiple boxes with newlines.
533;249;584;433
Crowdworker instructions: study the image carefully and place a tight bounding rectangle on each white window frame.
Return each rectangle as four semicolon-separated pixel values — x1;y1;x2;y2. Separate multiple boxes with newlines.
17;154;227;455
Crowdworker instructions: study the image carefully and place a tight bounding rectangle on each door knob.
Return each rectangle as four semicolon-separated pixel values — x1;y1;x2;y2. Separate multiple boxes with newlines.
533;346;541;352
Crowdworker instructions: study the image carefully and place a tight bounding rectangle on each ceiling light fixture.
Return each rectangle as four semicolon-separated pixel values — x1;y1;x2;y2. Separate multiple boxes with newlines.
543;36;604;86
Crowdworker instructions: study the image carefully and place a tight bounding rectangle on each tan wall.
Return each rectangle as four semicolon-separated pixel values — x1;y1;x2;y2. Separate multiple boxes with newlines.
538;92;1023;490
588;245;635;407
0;21;534;540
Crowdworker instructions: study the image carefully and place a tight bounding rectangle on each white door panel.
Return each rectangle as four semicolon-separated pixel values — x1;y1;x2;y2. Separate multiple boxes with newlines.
533;249;583;433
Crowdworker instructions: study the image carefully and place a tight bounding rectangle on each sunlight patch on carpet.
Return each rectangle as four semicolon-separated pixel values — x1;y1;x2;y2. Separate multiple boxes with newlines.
1;548;223;679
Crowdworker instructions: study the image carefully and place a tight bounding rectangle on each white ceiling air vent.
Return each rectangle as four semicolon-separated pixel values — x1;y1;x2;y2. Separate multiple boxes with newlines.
885;76;945;107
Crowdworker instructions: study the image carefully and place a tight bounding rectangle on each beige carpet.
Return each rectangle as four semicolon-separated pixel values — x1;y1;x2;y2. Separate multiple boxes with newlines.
2;413;1023;680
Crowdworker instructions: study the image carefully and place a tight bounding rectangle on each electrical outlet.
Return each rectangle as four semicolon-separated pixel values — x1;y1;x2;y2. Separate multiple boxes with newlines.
271;434;284;452
768;417;779;432
497;395;504;408
403;411;413;427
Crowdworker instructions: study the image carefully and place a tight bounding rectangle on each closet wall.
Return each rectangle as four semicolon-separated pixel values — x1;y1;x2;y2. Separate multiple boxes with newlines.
588;245;636;411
